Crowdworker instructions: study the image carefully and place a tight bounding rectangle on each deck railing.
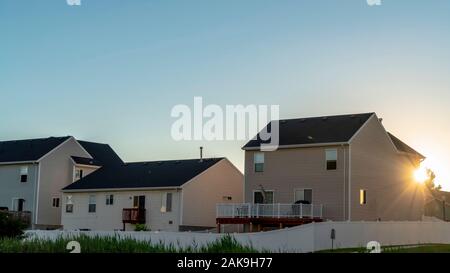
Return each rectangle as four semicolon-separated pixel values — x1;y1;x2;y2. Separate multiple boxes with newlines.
122;208;146;224
216;203;323;219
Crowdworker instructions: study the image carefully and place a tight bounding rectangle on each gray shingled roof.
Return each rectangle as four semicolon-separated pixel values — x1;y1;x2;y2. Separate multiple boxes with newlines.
63;158;224;191
0;136;71;163
243;113;374;149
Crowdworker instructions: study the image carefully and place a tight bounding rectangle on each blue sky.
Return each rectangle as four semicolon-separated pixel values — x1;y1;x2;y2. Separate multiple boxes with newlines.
1;0;450;188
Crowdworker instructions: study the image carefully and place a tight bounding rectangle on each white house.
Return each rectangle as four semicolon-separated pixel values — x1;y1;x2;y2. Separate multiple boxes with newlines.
61;158;243;231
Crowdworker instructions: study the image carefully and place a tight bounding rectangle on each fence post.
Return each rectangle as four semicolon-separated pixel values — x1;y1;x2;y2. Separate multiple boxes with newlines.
300;204;303;218
248;203;251;218
311;204;314;218
256;204;259;218
232;204;235;218
216;204;219;218
277;203;280;218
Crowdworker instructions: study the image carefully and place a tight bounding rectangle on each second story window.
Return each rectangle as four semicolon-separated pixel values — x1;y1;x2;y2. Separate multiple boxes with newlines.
20;166;28;182
88;195;96;213
106;194;114;205
325;149;337;170
254;153;264;172
75;169;83;180
65;195;73;213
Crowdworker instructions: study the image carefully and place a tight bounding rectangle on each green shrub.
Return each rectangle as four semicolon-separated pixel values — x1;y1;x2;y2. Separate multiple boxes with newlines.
0;212;27;239
0;234;260;253
134;224;150;231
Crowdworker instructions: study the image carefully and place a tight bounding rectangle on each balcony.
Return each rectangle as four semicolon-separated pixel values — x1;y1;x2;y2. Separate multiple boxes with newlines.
122;208;146;224
216;203;323;232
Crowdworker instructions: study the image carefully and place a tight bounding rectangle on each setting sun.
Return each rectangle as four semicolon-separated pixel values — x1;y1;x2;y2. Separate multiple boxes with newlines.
414;166;428;184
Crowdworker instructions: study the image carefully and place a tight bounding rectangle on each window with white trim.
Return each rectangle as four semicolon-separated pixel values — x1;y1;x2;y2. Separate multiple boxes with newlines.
161;192;172;213
325;149;337;170
52;197;60;208
74;169;83;180
106;194;114;205
88;195;96;213
254;153;264;172
65;195;73;213
20;166;28;183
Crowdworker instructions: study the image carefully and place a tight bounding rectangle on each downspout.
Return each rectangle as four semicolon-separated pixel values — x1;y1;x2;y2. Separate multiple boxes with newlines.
348;144;352;222
342;144;346;221
34;162;41;226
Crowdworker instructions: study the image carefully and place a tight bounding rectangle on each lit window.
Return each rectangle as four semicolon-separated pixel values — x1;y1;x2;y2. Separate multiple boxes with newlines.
52;197;60;208
106;194;114;205
326;149;337;170
20;166;28;183
360;189;367;205
88;195;96;213
254;153;264;172
161;193;172;213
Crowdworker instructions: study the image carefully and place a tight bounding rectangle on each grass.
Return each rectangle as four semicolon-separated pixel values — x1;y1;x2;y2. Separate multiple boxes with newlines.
318;244;450;253
0;234;259;253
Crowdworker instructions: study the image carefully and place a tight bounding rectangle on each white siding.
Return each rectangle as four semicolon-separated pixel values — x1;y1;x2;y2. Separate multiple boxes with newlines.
62;190;181;231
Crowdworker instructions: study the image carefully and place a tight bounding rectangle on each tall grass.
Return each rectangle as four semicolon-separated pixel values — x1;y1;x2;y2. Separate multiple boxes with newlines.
0;234;259;253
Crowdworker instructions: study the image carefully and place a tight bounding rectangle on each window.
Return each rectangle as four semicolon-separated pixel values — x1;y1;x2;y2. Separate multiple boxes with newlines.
75;169;83;180
13;198;25;211
52;197;60;208
254;153;264;172
253;190;274;204
88;195;96;213
161;193;173;213
65;195;73;213
326;149;337;170
106;194;114;205
294;189;313;204
133;195;146;209
360;189;367;205
20;166;28;183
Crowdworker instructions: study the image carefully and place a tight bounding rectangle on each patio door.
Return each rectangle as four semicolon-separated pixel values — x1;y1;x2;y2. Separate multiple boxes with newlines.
295;189;312;204
12;198;25;211
133;195;146;209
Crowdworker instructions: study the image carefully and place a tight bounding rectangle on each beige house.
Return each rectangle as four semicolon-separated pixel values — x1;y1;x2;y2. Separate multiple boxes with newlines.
217;113;426;231
61;158;243;231
0;136;123;229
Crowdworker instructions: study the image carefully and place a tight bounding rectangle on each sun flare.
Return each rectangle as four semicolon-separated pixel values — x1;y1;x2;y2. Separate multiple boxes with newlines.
414;166;428;184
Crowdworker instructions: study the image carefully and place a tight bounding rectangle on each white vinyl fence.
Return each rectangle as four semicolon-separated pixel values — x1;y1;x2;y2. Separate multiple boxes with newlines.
25;221;450;252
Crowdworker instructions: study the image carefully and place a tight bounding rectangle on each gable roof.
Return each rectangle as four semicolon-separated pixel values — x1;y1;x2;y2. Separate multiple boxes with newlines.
0;136;71;163
387;132;425;159
243;113;374;149
63;158;224;191
77;140;124;166
71;156;102;167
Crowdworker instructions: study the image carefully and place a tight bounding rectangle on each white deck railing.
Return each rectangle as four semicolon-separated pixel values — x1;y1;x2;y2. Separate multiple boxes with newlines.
216;203;323;219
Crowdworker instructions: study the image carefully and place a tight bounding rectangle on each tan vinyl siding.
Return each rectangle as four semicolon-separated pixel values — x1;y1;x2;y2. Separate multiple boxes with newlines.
37;138;91;227
244;146;349;221
181;159;243;228
349;115;425;221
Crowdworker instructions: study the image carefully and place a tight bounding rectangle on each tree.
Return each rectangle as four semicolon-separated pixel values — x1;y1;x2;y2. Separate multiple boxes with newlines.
424;169;441;191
